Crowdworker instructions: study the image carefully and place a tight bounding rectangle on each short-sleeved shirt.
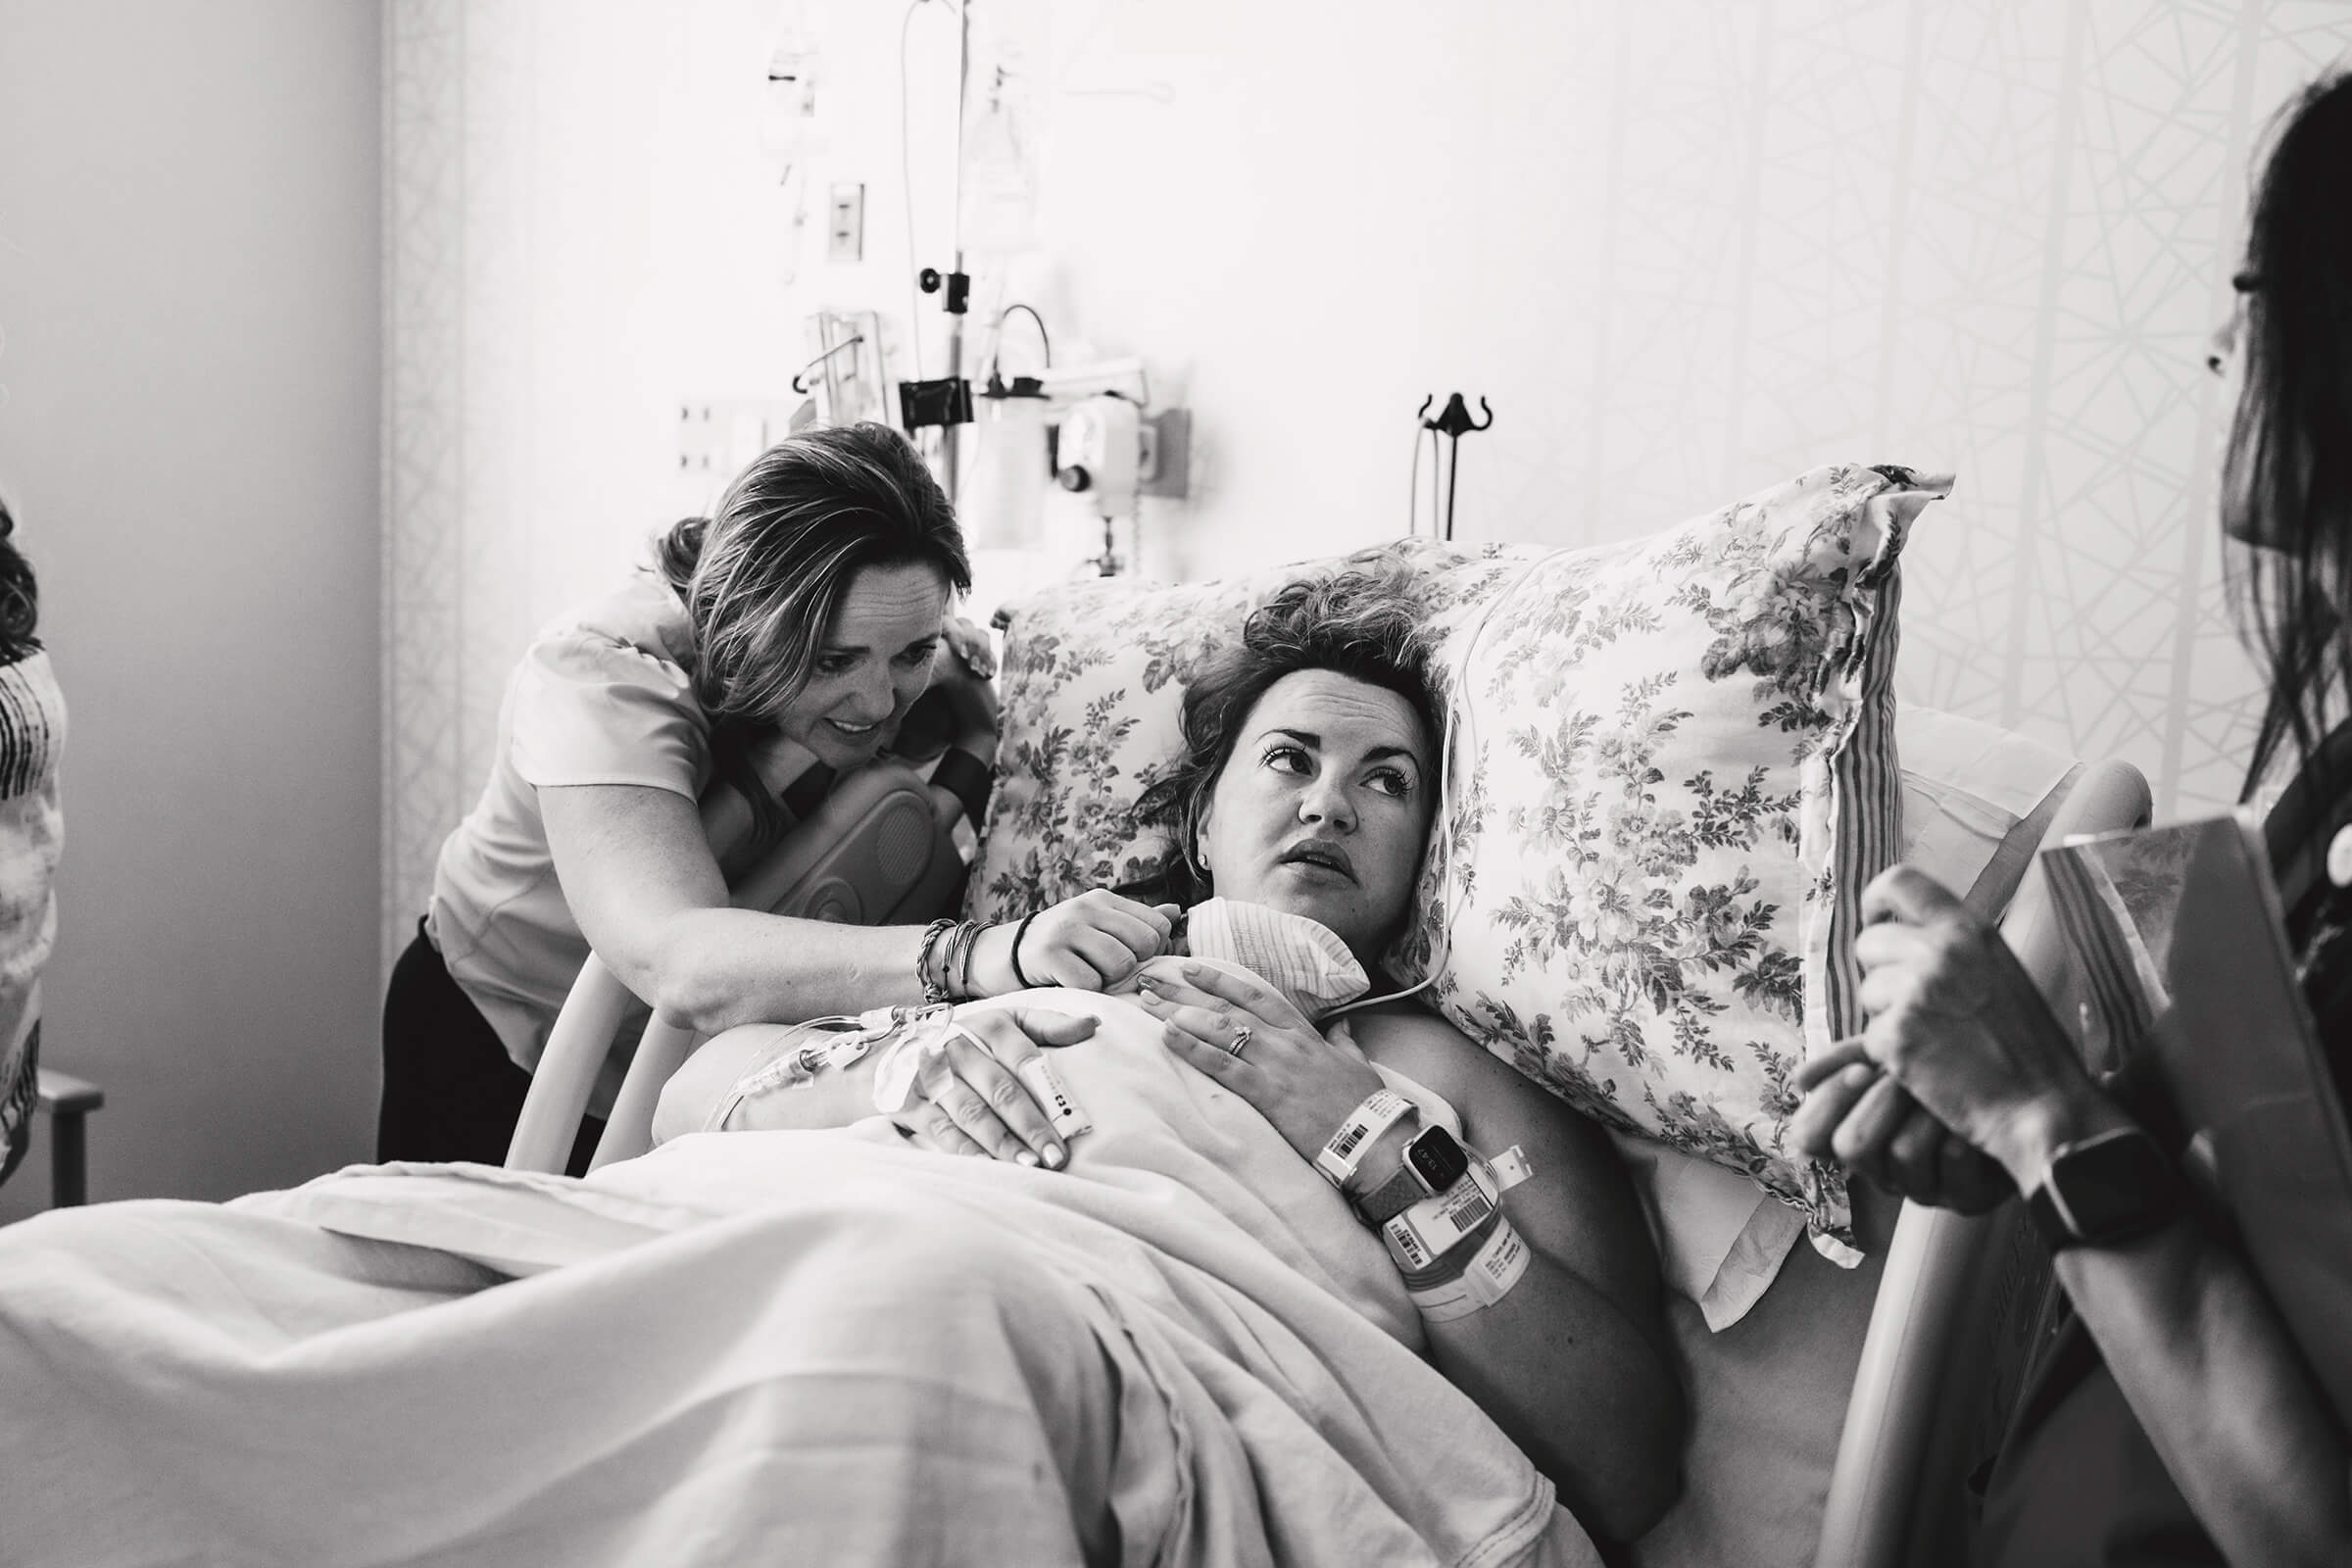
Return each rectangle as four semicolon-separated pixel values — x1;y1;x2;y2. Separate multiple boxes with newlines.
427;574;814;1105
0;649;64;1186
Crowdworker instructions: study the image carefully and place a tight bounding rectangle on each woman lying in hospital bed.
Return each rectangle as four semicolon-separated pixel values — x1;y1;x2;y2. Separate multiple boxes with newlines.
0;568;1679;1567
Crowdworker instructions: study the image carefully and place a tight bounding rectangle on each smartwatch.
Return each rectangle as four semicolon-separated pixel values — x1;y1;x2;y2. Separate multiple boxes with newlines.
2025;1124;2182;1250
1353;1123;1474;1226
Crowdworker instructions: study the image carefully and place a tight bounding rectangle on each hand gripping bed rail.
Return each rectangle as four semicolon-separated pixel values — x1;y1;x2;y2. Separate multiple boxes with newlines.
1811;757;2152;1568
505;761;967;1176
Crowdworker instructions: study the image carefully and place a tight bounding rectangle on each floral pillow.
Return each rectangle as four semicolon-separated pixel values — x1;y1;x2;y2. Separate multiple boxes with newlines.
970;465;1947;1260
1396;465;1946;1261
966;538;1530;916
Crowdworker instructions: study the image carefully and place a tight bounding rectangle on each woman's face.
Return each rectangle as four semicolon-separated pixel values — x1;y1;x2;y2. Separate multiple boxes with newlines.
1194;669;1436;961
773;562;950;769
2212;280;2286;550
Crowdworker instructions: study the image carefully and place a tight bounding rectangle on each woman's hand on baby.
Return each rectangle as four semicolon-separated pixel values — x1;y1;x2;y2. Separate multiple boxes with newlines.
892;1005;1098;1168
1133;960;1386;1166
972;890;1180;994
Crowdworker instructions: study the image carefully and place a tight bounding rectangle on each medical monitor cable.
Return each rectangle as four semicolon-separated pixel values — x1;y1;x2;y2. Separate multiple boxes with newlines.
1321;547;1561;1024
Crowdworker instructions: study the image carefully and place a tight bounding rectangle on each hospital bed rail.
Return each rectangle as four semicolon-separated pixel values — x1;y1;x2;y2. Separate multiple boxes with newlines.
1812;756;2152;1568
507;760;965;1175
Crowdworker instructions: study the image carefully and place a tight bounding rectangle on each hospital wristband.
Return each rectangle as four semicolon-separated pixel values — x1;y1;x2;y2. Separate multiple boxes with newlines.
1381;1158;1502;1275
1314;1089;1417;1190
1405;1218;1532;1322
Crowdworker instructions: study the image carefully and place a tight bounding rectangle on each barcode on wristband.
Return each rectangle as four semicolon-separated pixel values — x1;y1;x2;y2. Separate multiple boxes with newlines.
1438;1184;1494;1234
1317;1090;1413;1186
1389;1218;1434;1272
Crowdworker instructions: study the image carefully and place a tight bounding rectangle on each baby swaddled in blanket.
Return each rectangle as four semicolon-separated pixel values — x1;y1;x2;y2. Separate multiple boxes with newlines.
0;569;1680;1567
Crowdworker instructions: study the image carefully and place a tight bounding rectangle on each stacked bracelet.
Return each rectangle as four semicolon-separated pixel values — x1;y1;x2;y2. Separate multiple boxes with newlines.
919;917;1004;1003
1009;909;1043;989
916;918;958;1005
949;919;983;1000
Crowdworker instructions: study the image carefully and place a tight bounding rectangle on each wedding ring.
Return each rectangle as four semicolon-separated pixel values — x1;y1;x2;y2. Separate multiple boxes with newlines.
1225;1024;1252;1058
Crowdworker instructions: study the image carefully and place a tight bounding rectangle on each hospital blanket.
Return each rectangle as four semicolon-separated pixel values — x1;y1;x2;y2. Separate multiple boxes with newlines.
0;993;1596;1568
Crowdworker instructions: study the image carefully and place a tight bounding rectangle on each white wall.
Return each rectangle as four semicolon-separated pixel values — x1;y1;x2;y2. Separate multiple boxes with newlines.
0;0;382;1215
385;1;2351;962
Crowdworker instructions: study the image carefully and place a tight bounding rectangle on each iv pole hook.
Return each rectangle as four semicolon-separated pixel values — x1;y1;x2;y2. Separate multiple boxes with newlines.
1418;394;1494;542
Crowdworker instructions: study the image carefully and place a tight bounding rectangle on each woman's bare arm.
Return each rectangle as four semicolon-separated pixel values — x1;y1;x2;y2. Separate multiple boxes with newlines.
1353;1011;1686;1542
1992;1089;2351;1566
539;785;1175;1037
541;783;933;1035
1817;864;2352;1565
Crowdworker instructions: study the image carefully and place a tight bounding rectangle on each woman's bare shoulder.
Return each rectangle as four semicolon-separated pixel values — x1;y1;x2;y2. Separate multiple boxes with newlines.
1348;1002;1660;1305
1348;1003;1569;1133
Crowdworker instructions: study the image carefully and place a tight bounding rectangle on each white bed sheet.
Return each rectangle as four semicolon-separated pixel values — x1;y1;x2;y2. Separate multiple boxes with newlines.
1;991;1594;1568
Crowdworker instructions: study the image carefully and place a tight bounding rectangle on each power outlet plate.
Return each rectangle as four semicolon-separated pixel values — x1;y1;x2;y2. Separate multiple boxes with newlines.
678;399;801;478
827;183;864;263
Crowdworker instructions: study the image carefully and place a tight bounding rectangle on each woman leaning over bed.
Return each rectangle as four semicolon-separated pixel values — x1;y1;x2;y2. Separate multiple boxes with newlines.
381;422;1178;1170
664;567;1687;1541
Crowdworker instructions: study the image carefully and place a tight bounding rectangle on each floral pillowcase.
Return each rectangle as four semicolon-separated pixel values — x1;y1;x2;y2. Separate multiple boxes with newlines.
965;538;1529;914
967;466;1948;1259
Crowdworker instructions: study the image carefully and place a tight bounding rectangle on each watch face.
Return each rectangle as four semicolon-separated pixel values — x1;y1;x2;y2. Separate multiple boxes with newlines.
2051;1129;2174;1243
1406;1126;1472;1194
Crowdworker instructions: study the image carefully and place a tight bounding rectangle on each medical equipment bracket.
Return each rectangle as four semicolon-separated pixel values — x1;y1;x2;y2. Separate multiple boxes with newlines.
1417;393;1493;543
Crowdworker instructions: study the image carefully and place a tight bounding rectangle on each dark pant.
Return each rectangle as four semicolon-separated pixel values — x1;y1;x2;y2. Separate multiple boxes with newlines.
379;919;601;1175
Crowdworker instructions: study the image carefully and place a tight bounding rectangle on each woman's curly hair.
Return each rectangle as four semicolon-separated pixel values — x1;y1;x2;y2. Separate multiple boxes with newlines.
1133;564;1440;907
0;493;39;664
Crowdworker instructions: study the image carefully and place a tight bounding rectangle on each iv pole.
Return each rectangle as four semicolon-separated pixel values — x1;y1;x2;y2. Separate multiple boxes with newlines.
940;0;971;496
907;0;976;499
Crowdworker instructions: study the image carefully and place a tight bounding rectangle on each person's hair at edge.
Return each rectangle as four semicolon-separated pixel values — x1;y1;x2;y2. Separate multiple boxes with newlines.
654;422;970;846
0;492;40;664
2230;71;2352;801
1132;562;1441;912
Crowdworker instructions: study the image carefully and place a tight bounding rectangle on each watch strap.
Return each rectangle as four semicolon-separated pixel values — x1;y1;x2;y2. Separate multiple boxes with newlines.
1354;1158;1428;1225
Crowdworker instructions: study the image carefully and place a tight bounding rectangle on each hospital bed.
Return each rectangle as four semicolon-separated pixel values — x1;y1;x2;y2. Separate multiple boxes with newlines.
512;694;2147;1568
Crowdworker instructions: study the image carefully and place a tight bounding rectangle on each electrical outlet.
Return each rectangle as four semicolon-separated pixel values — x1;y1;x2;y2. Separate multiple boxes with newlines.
678;403;724;476
678;399;800;477
828;183;864;263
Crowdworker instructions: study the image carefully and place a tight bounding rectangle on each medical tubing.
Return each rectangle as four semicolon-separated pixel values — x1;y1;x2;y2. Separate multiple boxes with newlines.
1322;547;1567;1022
1009;909;1043;988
